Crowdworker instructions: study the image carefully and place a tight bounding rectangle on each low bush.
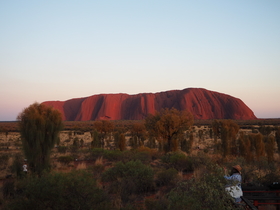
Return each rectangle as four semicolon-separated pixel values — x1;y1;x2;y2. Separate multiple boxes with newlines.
57;146;67;153
90;148;123;161
2;180;15;199
167;163;234;210
121;150;152;163
103;150;122;161
145;197;169;210
0;153;9;166
155;168;179;187
4;170;113;210
90;148;106;159
161;152;193;171
90;148;152;163
57;156;74;165
89;164;105;178
11;153;24;178
101;160;154;203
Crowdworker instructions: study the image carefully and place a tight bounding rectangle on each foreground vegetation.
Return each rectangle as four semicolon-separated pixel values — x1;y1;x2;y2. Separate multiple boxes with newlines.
0;105;280;209
1;149;280;210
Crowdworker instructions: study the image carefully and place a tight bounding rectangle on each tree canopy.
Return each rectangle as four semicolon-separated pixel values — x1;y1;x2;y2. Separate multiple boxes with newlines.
145;108;194;152
94;120;114;148
17;102;63;176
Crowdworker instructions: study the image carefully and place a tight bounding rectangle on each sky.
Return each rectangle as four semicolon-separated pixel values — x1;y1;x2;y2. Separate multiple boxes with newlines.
1;0;280;121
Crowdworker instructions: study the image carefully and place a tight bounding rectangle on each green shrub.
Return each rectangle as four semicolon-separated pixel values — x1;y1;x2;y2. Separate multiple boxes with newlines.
11;153;24;178
4;170;113;210
161;152;183;163
91;148;106;159
260;171;280;186
103;150;122;161
133;151;152;162
57;146;67;153
121;150;152;163
156;168;179;187
101;160;154;202
73;137;80;148
90;148;152;163
145;197;169;210
57;156;74;165
14;140;22;147
90;148;122;161
2;180;15;199
89;164;105;178
161;152;193;171
0;153;9;166
64;139;71;143
167;163;234;210
0;142;10;147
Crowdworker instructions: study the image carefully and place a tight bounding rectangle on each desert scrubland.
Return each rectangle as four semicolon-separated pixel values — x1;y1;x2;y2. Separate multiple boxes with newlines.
0;119;280;209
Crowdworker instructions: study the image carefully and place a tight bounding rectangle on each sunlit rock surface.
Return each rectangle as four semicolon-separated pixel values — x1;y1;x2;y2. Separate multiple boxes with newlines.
42;88;257;121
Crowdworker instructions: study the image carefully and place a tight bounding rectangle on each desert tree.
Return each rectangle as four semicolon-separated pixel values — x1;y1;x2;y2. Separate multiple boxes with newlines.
68;131;73;141
71;137;80;153
17;102;63;176
93;120;114;148
275;126;280;154
198;129;204;142
113;124;127;150
216;120;239;157
113;130;126;151
0;126;9;141
145;108;193;153
180;130;194;154
209;128;213;139
250;133;265;160
145;124;158;149
129;136;138;149
211;120;220;143
238;132;253;162
146;135;157;149
73;137;80;148
118;133;126;151
258;125;272;136
11;153;25;178
130;122;146;148
179;134;188;153
91;130;102;148
80;139;84;147
113;131;120;149
264;135;276;162
189;131;194;150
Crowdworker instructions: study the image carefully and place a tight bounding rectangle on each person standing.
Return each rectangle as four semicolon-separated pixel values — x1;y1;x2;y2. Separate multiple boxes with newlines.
224;165;243;203
23;162;28;174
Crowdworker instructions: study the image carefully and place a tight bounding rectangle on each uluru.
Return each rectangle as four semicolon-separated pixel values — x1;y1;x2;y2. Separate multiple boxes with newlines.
42;88;257;121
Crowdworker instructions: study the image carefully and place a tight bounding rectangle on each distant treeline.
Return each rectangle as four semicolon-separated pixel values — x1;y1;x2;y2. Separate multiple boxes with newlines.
1;118;280;132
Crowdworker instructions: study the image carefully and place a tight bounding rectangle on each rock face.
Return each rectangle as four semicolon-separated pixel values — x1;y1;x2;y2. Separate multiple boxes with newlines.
42;88;257;121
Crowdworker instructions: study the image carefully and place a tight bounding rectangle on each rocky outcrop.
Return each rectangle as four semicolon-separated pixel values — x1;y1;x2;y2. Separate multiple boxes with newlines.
42;88;257;121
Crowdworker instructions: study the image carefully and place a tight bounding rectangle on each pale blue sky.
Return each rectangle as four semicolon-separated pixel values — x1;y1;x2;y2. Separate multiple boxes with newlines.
1;0;279;121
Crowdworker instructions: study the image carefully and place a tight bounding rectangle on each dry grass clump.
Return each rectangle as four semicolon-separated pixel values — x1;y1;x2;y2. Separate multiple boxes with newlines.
95;156;103;166
76;162;87;170
193;165;208;181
